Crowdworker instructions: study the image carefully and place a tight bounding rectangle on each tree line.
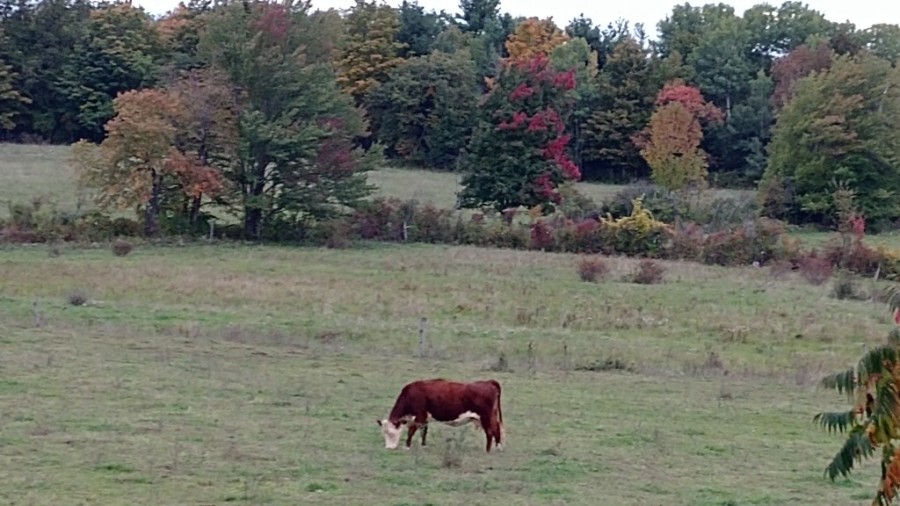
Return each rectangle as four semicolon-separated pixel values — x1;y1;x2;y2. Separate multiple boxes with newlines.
1;0;899;238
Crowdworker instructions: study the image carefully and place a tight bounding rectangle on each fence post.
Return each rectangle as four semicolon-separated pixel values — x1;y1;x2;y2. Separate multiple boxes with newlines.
417;316;428;358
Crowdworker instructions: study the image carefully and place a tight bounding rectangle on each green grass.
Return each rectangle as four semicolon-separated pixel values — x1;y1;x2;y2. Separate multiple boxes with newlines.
0;241;893;505
0;143;86;217
1;142;899;503
0;142;741;216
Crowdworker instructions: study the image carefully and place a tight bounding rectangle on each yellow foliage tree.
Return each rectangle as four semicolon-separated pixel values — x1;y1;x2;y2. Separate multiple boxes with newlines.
504;17;569;65
336;0;406;104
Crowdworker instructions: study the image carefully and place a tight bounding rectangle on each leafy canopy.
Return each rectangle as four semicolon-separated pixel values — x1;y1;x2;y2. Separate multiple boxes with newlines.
458;53;579;212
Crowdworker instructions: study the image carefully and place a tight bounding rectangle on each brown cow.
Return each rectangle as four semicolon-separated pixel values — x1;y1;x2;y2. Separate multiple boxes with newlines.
376;378;505;452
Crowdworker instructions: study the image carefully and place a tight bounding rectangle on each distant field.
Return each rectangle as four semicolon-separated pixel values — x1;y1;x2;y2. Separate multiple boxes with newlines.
4;142;900;251
0;242;892;505
0;142;730;213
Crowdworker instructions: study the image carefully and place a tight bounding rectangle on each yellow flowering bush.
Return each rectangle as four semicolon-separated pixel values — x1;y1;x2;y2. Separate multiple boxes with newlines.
602;197;670;256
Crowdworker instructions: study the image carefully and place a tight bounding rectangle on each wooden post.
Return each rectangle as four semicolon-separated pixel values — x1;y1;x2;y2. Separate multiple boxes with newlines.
417;316;428;357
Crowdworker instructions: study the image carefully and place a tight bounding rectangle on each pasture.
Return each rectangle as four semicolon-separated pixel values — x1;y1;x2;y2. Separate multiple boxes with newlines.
0;241;893;505
1;142;898;505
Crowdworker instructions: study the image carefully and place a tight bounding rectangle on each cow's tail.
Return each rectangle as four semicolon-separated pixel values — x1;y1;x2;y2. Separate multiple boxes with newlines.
489;379;506;443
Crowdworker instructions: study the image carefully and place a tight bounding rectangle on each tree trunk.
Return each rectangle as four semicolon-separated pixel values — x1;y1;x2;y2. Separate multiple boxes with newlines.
189;194;202;229
243;178;265;240
244;206;262;239
144;169;162;237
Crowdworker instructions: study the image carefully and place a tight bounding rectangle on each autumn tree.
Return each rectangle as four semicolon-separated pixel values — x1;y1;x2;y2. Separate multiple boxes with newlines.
164;68;237;230
550;36;600;170
72;89;180;236
335;0;406;105
761;53;900;227
633;81;723;191
504;17;568;64
155;0;213;72
770;40;833;110
72;76;233;236
458;53;579;212
0;57;28;131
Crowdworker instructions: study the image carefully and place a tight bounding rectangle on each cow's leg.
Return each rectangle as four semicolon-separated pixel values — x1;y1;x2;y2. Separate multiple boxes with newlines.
404;423;419;450
405;412;429;449
479;416;493;452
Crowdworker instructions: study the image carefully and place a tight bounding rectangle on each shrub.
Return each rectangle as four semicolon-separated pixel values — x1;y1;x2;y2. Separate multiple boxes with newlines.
67;290;89;306
629;259;666;284
701;217;787;267
316;218;353;249
695;193;761;232
483;222;530;250
530;219;556;251
603;197;669;257
830;271;862;300
111;239;134;257
757;175;796;222
577;256;610;282
557;182;599;220
664;221;705;261
798;250;834;285
352;197;405;240
409;204;454;243
555;218;604;254
604;182;677;222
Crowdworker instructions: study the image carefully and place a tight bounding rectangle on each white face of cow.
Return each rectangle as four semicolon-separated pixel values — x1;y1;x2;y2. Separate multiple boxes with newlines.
377;419;404;449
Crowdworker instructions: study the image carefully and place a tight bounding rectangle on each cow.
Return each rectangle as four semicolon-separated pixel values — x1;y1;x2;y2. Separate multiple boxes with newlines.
376;378;505;452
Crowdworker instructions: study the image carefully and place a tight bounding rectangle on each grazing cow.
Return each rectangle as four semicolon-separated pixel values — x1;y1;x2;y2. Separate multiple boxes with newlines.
376;378;505;452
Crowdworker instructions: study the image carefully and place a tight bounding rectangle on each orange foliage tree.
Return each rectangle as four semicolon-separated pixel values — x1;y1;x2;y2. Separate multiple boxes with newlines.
504;17;568;65
814;289;900;505
72;72;233;236
632;80;723;191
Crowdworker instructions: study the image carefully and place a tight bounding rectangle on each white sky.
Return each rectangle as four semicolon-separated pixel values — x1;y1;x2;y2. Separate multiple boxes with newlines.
134;0;899;39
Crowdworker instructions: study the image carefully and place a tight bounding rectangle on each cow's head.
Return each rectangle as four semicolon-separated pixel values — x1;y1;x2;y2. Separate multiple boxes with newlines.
376;418;405;449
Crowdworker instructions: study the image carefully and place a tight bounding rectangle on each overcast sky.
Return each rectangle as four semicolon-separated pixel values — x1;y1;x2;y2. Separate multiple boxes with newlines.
133;0;898;39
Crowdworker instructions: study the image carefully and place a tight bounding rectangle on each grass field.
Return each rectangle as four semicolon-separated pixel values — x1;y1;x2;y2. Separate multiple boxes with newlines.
2;142;900;504
0;241;895;505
